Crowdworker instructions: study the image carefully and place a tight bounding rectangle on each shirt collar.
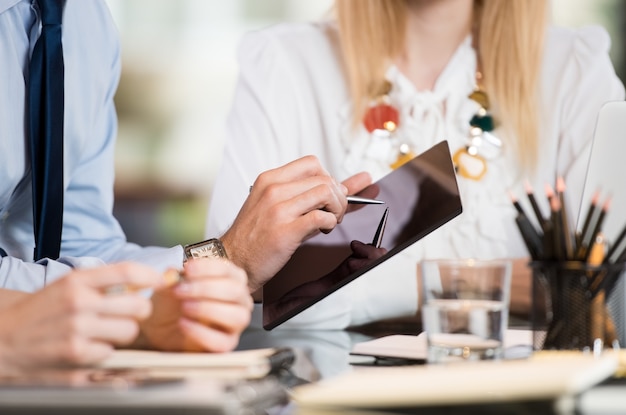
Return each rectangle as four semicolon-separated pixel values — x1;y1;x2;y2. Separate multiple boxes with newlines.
0;0;27;14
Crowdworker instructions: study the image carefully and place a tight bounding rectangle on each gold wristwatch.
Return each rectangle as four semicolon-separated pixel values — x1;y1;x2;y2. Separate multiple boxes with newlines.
183;238;228;261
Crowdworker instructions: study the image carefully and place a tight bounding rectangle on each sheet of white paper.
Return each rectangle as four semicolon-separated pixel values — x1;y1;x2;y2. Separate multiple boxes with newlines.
350;329;534;361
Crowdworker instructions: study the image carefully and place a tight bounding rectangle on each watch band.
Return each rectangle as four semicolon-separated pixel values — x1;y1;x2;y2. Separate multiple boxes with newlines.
183;238;228;260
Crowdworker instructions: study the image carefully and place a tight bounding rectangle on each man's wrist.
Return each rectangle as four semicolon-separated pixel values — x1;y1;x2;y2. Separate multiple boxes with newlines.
220;232;256;294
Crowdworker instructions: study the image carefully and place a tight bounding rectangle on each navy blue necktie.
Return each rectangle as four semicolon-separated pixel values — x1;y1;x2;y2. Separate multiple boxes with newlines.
28;0;66;261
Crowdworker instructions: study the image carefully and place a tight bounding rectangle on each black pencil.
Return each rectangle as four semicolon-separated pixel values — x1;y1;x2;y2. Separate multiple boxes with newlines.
614;233;626;263
550;195;564;261
579;190;600;243
605;223;626;264
583;197;611;263
524;180;546;230
545;183;555;205
508;190;525;215
515;212;543;260
556;177;573;260
542;219;555;260
616;245;626;264
509;191;543;259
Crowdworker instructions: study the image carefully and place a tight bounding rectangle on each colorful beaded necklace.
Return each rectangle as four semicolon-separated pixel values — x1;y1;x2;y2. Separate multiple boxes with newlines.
361;80;416;171
452;70;502;180
362;57;502;179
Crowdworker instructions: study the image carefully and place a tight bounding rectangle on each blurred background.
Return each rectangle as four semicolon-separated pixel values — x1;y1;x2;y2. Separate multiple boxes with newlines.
105;0;625;248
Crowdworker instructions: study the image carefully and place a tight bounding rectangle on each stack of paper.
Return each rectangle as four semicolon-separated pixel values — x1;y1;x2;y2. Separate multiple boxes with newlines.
99;347;293;379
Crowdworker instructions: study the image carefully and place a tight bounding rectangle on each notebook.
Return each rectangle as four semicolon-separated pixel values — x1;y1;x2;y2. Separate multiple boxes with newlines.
98;347;295;379
263;140;462;329
292;353;619;410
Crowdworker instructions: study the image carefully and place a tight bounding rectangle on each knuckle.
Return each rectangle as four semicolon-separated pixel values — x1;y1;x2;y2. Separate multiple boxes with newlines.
66;315;82;333
118;320;140;343
264;183;283;202
62;336;87;364
301;154;320;167
234;308;252;329
60;281;86;313
253;172;272;191
309;208;329;224
114;262;143;285
129;297;152;319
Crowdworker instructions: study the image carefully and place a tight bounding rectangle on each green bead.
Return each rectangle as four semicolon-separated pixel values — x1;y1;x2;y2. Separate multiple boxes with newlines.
469;113;494;132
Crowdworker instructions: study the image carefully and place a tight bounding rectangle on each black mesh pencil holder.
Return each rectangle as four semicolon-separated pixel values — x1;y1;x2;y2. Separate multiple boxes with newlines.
530;261;625;351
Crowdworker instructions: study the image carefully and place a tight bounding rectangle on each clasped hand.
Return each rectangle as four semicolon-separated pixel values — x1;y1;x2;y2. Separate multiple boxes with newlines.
0;259;253;372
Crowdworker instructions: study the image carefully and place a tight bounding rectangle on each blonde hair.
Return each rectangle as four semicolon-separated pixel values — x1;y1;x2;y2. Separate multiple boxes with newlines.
335;0;548;172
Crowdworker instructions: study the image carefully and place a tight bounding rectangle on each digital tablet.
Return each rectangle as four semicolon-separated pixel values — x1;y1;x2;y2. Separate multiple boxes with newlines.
262;140;463;330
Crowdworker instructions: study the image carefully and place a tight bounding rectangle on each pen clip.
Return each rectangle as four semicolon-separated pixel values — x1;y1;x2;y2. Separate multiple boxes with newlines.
372;207;389;248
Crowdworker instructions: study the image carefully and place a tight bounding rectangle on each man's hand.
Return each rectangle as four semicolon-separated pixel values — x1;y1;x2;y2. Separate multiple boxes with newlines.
0;263;161;372
136;258;253;352
221;155;372;292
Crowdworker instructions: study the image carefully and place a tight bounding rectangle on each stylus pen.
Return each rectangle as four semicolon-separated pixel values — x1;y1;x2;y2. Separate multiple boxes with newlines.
372;207;389;248
347;196;385;205
249;186;384;205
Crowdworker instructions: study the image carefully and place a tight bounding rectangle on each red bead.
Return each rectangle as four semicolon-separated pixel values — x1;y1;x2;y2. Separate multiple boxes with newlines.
363;104;400;133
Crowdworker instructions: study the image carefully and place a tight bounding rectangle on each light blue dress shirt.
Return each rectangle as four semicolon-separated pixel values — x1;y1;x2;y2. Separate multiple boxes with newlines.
0;0;183;292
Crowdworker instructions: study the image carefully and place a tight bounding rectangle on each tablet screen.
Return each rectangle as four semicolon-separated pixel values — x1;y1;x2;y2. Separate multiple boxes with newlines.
262;140;463;330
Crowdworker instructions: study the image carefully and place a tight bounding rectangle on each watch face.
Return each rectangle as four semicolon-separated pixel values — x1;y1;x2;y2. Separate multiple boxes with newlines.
186;239;227;259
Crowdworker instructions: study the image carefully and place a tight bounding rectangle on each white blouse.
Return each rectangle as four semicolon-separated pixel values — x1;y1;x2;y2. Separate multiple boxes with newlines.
206;21;625;329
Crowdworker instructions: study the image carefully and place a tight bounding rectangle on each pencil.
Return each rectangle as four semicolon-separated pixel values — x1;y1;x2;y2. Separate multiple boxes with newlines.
587;232;606;266
509;191;542;259
515;212;543;259
615;240;626;263
163;268;183;286
556;177;573;260
544;183;555;207
605;223;626;264
550;195;564;261
106;268;181;295
579;190;600;246
524;180;546;230
542;219;555;260
583;196;611;263
508;190;525;215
